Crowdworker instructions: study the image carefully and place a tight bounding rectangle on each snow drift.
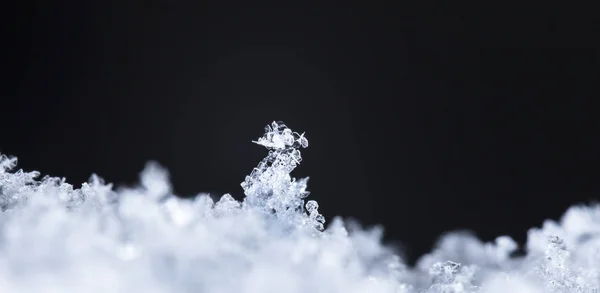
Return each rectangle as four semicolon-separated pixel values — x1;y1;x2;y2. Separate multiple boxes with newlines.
0;121;598;293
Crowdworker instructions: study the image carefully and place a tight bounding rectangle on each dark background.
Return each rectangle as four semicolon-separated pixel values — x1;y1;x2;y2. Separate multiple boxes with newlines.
2;1;598;263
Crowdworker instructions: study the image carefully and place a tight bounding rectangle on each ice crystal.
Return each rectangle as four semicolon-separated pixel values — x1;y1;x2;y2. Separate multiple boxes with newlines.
427;261;477;293
241;121;318;229
0;121;600;293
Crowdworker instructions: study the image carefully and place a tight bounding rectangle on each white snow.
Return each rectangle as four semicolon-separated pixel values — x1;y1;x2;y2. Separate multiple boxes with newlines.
0;121;598;293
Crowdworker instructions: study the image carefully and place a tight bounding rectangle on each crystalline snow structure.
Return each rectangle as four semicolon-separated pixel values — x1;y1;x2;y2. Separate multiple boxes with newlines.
240;121;324;230
0;121;599;293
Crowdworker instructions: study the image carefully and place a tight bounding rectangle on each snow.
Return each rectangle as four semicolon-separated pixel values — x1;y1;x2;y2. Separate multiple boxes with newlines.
0;121;598;292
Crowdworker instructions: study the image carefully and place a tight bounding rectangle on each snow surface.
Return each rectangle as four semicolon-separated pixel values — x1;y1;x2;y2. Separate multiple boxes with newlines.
0;121;599;293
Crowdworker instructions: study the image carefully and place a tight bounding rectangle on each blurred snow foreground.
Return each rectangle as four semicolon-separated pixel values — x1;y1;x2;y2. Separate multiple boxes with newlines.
1;122;599;293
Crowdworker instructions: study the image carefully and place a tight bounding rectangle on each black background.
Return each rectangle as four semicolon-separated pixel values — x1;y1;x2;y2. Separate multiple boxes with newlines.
2;1;599;263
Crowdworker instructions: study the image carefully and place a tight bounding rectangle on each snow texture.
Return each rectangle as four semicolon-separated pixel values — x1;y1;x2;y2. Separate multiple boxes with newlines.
0;120;598;293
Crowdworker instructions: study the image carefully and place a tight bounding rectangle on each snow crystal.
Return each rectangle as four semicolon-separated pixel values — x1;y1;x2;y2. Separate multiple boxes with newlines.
0;121;599;293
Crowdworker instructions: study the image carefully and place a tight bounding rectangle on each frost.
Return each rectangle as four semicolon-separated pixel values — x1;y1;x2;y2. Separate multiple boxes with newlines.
306;200;325;231
1;121;600;293
427;261;478;293
241;121;316;228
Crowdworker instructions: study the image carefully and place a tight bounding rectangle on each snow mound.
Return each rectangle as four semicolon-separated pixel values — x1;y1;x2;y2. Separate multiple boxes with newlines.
0;121;598;293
